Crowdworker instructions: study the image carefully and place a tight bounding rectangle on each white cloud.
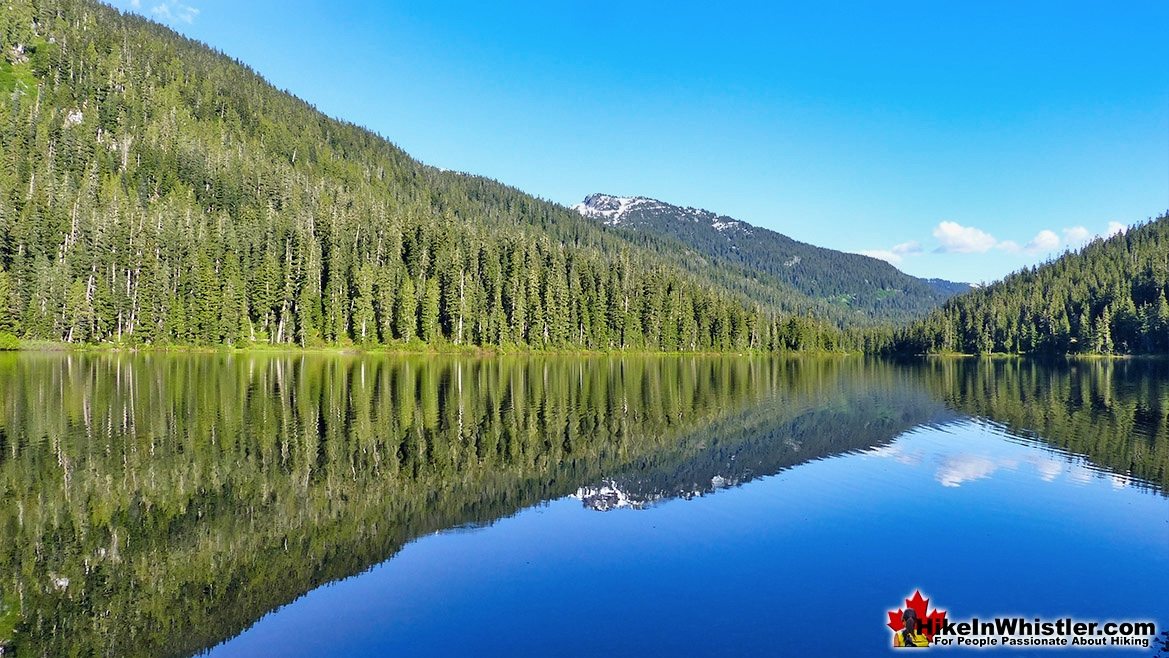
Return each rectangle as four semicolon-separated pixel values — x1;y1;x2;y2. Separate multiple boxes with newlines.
858;240;925;265
997;229;1061;255
151;0;199;23
996;240;1021;254
130;0;141;7
864;219;1131;268
860;249;902;264
1062;226;1091;245
933;221;999;254
892;240;923;256
1024;229;1061;253
1059;222;1126;249
1011;222;1127;254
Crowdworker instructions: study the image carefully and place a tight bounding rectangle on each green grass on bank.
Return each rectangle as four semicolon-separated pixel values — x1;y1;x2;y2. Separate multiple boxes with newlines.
0;337;862;357
0;332;1156;359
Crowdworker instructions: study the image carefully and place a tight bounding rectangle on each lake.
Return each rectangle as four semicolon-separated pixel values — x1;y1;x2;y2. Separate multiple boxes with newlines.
1;354;1166;656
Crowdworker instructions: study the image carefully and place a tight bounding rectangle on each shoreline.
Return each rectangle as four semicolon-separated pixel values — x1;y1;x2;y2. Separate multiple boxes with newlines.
0;342;1161;359
0;341;859;358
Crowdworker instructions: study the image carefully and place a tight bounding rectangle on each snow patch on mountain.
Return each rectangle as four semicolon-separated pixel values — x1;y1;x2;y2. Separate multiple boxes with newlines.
572;194;660;226
574;193;752;236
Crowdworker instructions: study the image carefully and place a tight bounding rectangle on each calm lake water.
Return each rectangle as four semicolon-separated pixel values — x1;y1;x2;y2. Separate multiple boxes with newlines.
1;354;1166;656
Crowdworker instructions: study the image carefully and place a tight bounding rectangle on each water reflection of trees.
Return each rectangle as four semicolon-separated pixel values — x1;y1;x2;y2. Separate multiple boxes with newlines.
0;354;1165;656
917;358;1169;493
575;358;1169;509
0;354;799;656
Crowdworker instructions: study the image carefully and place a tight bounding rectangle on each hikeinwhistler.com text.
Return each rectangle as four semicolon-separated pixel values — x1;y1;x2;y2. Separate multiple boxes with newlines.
923;616;1156;649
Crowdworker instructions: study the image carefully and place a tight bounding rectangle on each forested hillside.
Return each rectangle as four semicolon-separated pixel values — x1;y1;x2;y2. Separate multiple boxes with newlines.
0;0;854;352
574;193;968;325
891;215;1169;355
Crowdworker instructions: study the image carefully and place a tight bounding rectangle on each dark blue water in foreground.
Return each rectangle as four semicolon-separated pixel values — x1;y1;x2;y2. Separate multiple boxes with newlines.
199;359;1169;657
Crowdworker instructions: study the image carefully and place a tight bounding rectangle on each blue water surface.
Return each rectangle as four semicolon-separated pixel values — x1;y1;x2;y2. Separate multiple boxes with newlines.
208;419;1169;657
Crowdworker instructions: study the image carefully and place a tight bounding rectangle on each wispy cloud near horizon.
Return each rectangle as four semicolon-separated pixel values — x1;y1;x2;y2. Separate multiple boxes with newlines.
151;0;200;24
859;240;923;265
860;220;1129;270
108;0;200;24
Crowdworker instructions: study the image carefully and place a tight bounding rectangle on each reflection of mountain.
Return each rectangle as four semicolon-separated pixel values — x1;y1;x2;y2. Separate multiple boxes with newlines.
574;480;664;510
1;355;1166;656
572;358;1169;511
0;354;812;657
573;363;956;510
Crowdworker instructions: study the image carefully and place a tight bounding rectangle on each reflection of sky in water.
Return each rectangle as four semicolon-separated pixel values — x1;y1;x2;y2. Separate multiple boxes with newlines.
866;420;1143;491
209;418;1169;658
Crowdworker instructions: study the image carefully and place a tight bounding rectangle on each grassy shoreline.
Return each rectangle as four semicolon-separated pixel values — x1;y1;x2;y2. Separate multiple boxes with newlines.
1;347;1159;360
916;351;1159;360
1;336;1159;359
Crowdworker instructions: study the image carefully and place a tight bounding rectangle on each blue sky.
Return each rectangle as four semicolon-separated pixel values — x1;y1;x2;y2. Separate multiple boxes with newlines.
111;0;1168;284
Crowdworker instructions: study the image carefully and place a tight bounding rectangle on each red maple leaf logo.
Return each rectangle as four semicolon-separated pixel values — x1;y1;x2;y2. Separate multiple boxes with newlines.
887;590;948;642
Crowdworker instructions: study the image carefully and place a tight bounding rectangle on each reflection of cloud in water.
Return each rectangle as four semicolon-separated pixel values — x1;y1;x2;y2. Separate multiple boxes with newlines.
1067;465;1094;485
865;443;925;466
871;428;1125;490
936;452;1108;488
1034;458;1063;482
936;454;999;487
1020;454;1089;484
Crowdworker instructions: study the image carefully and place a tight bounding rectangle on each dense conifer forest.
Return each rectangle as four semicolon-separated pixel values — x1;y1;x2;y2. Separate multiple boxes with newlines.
0;1;1164;355
891;215;1169;355
0;0;861;352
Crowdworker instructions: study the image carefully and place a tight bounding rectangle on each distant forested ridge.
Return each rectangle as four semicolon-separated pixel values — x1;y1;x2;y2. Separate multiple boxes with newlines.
574;194;969;325
891;215;1169;355
0;0;858;352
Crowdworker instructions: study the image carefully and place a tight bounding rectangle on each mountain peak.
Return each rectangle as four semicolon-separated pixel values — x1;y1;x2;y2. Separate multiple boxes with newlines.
572;192;970;324
573;193;748;234
572;193;659;226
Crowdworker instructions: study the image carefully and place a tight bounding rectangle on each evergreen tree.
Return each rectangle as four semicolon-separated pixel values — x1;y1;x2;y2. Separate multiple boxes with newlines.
421;278;440;343
396;278;416;342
